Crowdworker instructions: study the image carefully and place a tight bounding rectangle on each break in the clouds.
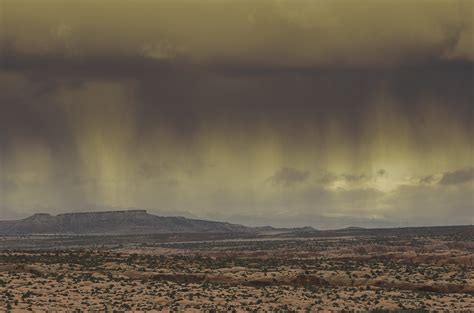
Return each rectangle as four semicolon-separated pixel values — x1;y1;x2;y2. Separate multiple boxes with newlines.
0;0;473;228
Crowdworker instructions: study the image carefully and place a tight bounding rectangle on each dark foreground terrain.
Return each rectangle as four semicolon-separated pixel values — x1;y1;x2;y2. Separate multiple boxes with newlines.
0;226;472;311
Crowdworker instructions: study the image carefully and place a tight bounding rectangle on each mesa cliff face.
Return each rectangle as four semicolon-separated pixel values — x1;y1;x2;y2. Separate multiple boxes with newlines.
0;210;252;235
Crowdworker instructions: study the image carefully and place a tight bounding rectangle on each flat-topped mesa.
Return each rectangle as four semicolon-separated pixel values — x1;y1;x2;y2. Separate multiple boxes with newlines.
55;209;148;217
24;213;53;221
0;209;251;235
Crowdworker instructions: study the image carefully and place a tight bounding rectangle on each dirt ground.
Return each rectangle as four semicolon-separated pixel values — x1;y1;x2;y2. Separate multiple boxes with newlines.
0;230;472;311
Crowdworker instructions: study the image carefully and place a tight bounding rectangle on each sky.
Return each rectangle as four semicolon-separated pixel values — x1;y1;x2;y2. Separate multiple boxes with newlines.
0;0;473;228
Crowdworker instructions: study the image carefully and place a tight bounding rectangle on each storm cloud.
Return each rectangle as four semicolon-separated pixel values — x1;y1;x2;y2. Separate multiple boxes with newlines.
0;0;472;227
2;0;473;67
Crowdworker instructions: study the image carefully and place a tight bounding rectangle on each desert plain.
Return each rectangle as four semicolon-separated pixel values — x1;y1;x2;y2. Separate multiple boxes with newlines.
0;226;472;311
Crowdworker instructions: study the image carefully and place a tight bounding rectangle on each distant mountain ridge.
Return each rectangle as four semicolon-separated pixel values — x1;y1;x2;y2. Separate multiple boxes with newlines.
0;210;252;235
0;210;316;235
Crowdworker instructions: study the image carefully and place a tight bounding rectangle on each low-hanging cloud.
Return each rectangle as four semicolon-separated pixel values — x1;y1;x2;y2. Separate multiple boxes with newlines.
419;175;437;185
268;167;310;187
439;167;474;185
